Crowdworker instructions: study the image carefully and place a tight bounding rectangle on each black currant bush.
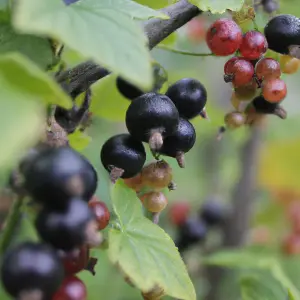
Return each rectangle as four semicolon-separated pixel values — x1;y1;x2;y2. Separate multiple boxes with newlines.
1;0;300;300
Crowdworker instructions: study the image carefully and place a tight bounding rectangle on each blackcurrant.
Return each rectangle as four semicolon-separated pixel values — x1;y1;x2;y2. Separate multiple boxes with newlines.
125;93;179;153
1;242;64;300
35;198;101;251
24;146;97;209
158;118;196;168
199;199;227;227
100;134;146;183
116;77;144;100
53;276;87;300
175;218;207;252
165;78;207;120
264;14;300;55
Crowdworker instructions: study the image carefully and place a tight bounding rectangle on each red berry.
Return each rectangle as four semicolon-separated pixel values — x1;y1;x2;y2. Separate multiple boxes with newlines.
262;78;287;103
169;202;190;226
53;276;87;300
88;200;110;230
206;18;242;56
123;173;144;192
62;246;89;276
186;17;207;43
224;58;254;87
282;234;300;255
255;58;281;80
240;31;268;60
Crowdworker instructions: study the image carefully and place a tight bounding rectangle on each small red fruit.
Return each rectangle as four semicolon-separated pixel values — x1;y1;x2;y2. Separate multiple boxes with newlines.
62;246;89;275
255;58;281;80
187;17;207;43
262;78;287;103
123;173;144;192
240;31;268;60
53;276;87;300
169;202;190;226
282;233;300;255
206;18;242;56
88;200;110;230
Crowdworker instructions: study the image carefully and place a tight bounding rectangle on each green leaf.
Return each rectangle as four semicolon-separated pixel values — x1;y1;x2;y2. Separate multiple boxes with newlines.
188;0;244;14
69;130;92;152
13;0;154;90
91;74;130;122
240;272;289;300
0;22;55;70
108;181;196;300
0;53;72;108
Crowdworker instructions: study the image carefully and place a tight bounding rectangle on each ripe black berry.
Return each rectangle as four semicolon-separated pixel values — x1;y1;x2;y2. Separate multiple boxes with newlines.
35;198;101;251
100;134;146;183
24;146;97;209
1;242;64;300
165;78;207;120
199;199;227;227
125;93;179;153
158;118;196;168
264;14;300;55
175;218;207;252
116;77;144;100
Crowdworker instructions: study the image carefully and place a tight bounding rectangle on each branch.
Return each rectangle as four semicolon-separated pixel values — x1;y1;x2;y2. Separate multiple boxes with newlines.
57;0;200;97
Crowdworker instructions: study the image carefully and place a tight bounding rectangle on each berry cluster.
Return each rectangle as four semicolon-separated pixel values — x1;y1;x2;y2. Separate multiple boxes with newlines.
205;17;300;133
169;198;227;252
1;145;111;300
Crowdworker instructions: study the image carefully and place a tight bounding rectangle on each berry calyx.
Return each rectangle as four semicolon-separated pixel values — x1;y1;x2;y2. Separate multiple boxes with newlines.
224;111;246;129
1;242;64;300
169;201;190;226
158;118;196;168
255;57;281;80
262;78;287;103
24;146;97;209
100;134;146;183
224;58;254;87
125;93;179;153
36;198;101;251
239;31;268;60
53;276;87;300
280;55;300;74
116;77;144;100
141;191;168;213
123;173;144;192
199;199;227;227
165;78;207;120
88;199;110;230
206;18;242;56
62;245;89;275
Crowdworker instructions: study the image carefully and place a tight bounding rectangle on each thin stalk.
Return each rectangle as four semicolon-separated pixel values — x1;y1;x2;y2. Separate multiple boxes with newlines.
157;44;214;57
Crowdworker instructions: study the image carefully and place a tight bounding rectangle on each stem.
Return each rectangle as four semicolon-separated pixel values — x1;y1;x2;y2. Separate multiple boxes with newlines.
0;196;23;254
156;44;214;57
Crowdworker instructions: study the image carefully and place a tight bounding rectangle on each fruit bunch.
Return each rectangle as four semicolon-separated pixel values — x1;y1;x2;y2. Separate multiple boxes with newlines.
169;198;228;252
205;16;300;134
1;145;111;300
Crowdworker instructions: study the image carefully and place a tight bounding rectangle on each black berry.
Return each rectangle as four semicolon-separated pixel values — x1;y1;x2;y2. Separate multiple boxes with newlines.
1;242;64;300
175;218;207;252
165;78;207;120
100;134;146;183
35;198;101;251
199;199;227;227
159;118;196;168
264;14;300;55
24;146;97;209
116;77;144;100
252;95;286;119
125;93;179;153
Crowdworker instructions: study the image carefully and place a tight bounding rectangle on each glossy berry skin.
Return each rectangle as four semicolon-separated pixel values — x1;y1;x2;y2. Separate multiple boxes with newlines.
169;202;190;226
101;134;146;179
123;173;144;192
240;31;268;60
255;58;281;80
264;14;300;55
199;200;226;227
1;242;64;299
116;77;144;100
280;55;300;74
224;111;246;129
176;218;207;252
126;92;179;143
262;78;287;103
141;160;172;190
165;78;207;119
88;200;110;230
62;245;89;275
36;198;95;251
206;18;242;56
53;276;87;300
141;191;168;213
159;118;196;167
24;146;97;209
252;95;278;114
224;58;254;87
